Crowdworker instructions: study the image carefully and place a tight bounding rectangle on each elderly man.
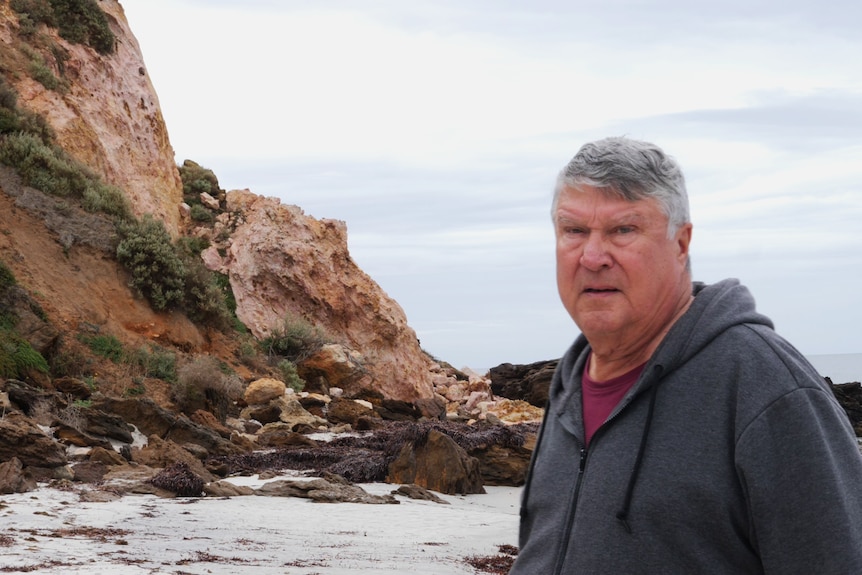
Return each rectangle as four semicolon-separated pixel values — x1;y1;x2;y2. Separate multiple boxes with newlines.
510;137;862;574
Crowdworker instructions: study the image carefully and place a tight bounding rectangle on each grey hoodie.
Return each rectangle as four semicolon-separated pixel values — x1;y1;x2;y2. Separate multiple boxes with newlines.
510;279;862;574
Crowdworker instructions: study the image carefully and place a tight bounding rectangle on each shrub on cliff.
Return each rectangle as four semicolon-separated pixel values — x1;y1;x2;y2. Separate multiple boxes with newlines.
174;355;243;420
262;314;332;362
0;329;49;379
178;160;222;207
116;215;186;311
10;0;116;55
0;132;131;219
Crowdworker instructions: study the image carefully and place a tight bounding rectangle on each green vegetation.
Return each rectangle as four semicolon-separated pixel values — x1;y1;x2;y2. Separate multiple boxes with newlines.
0;260;16;293
0;131;131;219
0;78;54;141
10;0;116;55
128;344;177;383
78;333;124;362
277;359;305;393
178;160;221;206
116;216;239;331
116;215;186;311
189;203;214;223
0;330;49;378
262;313;332;362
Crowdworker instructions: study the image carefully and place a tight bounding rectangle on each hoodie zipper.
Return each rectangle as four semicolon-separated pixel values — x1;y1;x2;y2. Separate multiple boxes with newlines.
548;366;664;573
551;445;587;574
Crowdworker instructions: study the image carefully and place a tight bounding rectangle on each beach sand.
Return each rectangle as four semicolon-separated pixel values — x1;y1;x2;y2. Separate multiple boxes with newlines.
0;475;521;574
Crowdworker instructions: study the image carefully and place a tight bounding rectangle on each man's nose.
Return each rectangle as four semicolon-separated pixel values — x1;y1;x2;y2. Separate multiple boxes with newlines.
580;233;613;270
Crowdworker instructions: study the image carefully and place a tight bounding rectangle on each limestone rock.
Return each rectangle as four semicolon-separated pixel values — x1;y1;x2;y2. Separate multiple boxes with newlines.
53;377;92;400
218;190;438;416
255;475;398;504
244;377;286;405
205;480;255;497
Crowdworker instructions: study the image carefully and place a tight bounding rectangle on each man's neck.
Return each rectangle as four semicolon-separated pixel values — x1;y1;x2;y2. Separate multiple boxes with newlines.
588;287;694;381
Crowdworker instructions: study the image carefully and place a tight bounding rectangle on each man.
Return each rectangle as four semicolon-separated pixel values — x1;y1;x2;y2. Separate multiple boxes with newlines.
510;137;862;574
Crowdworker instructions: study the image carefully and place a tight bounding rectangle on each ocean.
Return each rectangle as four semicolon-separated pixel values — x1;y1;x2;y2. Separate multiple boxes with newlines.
807;353;862;384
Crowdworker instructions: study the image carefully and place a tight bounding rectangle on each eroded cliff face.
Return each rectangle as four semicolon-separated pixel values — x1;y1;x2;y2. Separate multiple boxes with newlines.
204;190;437;408
1;1;183;235
0;2;442;409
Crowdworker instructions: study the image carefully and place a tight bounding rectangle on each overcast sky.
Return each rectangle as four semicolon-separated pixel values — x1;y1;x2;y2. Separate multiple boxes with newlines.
120;0;861;371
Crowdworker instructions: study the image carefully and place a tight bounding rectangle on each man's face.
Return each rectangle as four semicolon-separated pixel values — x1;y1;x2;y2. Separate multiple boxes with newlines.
554;184;692;347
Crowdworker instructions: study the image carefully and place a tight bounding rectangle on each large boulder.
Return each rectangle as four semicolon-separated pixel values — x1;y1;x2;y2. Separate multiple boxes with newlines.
0;413;66;468
244;377;286;405
387;429;485;495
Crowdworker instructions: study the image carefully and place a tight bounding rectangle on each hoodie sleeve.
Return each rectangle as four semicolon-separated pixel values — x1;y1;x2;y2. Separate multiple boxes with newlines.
736;385;862;574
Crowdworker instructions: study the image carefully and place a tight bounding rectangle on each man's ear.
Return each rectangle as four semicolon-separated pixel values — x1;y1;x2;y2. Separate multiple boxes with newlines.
676;223;693;262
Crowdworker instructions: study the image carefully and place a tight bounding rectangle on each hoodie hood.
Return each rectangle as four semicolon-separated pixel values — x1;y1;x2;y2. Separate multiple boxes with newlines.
550;278;775;412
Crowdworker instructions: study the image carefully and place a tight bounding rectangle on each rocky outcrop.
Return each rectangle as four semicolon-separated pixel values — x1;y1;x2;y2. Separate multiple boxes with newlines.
831;380;862;436
6;1;184;235
387;429;485;495
206;190;439;416
0;412;67;468
91;397;243;457
489;359;558;408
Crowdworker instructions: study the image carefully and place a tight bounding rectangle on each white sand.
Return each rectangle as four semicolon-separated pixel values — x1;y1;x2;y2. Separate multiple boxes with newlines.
0;476;522;574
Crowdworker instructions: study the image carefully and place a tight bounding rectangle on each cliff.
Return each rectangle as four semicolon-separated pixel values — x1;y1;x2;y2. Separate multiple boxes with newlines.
0;0;440;412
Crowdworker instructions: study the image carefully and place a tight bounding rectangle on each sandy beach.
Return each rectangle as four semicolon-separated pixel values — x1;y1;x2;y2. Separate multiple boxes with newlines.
0;475;521;574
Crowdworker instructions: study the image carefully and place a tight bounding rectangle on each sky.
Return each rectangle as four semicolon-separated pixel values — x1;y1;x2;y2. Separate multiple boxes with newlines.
120;0;861;371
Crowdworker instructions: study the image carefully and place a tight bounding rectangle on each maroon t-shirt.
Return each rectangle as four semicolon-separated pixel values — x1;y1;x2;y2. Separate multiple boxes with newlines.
582;354;646;447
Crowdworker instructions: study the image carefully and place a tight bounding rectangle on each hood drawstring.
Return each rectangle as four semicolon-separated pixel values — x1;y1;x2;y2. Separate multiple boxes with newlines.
616;368;662;533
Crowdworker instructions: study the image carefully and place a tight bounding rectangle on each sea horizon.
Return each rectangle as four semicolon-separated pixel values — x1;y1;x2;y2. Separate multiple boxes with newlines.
471;353;861;385
806;353;862;385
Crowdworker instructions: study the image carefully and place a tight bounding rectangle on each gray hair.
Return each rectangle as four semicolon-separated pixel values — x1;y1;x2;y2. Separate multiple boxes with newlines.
552;136;690;237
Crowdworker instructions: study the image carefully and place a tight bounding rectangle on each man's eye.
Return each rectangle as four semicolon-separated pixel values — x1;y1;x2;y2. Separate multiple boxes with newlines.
615;226;635;234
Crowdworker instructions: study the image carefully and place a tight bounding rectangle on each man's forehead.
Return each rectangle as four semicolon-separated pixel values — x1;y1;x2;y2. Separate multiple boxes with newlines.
556;190;662;220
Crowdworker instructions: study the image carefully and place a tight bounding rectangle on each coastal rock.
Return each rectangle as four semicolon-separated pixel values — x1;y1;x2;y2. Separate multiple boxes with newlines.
216;190;439;417
256;475;398;504
387;429;485;495
88;446;128;466
53;421;114;450
0;457;36;494
489;359;558;408
92;397;243;457
244;377;286;405
831;380;862;435
131;435;215;483
52;377;92;400
0;413;67;468
393;483;449;504
205;480;255;497
325;396;378;427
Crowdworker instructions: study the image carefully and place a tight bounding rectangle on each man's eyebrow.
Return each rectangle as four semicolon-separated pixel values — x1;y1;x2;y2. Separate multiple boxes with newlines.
555;211;648;226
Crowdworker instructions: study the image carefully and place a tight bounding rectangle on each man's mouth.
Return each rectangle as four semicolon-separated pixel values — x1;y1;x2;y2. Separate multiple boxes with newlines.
583;288;618;294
